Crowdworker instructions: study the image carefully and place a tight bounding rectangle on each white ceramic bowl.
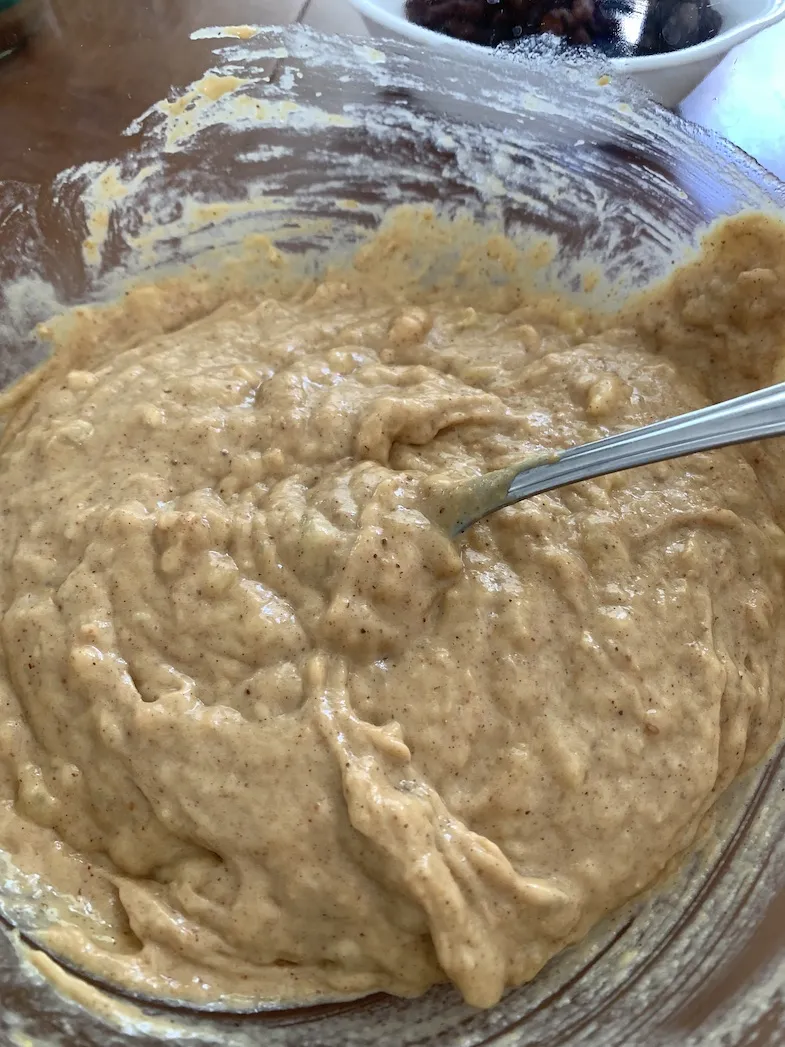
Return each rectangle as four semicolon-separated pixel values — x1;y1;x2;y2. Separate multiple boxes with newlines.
347;0;785;108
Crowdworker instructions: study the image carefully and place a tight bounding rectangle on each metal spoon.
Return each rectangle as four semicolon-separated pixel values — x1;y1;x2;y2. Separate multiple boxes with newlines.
439;381;785;537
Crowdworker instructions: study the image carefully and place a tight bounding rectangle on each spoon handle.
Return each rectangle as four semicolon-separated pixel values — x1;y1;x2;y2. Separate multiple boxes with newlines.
502;380;785;508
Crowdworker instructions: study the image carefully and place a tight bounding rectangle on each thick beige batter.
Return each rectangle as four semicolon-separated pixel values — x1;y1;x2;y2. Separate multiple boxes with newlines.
1;212;785;1009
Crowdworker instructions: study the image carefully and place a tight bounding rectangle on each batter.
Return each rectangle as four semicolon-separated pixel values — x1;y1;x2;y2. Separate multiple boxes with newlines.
0;212;784;1009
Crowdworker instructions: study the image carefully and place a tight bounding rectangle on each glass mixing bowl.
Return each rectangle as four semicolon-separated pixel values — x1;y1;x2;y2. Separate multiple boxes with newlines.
1;25;784;1047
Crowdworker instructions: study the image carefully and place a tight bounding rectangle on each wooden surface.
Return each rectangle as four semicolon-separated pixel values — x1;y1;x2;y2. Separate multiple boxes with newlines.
0;0;307;182
1;0;783;184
